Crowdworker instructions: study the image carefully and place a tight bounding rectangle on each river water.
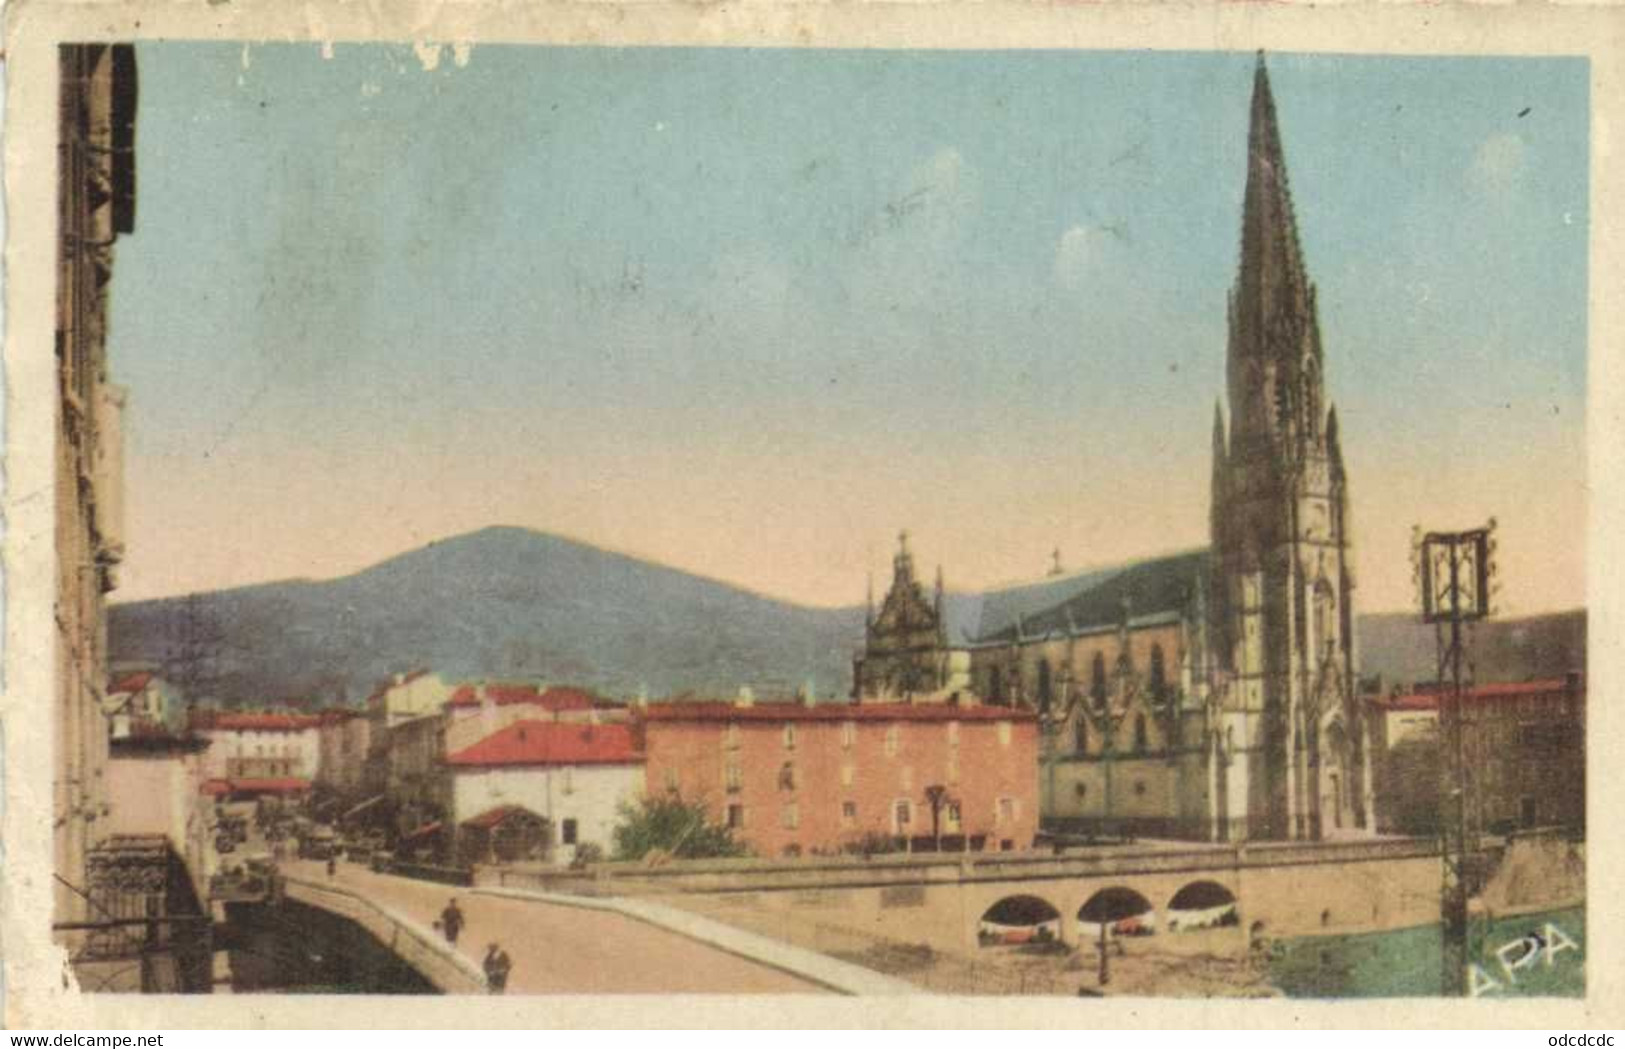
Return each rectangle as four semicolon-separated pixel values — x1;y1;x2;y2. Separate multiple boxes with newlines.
1270;905;1584;998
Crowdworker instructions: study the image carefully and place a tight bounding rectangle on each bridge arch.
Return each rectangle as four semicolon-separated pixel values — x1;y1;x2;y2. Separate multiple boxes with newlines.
1165;880;1239;933
977;895;1062;948
1077;886;1156;937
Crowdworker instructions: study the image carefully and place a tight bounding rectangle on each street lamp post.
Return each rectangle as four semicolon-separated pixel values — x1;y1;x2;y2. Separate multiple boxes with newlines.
1413;522;1497;997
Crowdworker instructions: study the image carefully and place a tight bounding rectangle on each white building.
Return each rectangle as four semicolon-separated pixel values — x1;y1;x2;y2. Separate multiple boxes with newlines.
366;669;454;729
191;710;324;787
444;720;643;866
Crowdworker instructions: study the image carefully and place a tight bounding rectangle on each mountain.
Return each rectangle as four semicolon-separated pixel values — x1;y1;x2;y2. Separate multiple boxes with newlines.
108;526;1587;707
1355;609;1586;689
109;527;867;705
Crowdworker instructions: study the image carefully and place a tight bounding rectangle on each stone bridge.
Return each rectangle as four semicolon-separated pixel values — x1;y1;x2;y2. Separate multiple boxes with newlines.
495;837;1446;954
279;875;488;993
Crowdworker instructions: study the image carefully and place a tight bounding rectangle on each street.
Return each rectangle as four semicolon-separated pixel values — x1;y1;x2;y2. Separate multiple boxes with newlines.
280;860;829;994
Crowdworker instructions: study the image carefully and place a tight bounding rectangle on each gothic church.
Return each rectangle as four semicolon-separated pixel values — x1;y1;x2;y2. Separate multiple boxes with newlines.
852;56;1374;842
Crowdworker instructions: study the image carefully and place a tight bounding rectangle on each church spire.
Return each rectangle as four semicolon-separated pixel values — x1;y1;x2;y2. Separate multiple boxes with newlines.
1239;52;1308;312
1229;52;1322;456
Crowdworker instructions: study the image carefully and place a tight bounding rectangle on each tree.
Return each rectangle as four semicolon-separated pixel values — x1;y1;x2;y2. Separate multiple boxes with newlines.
611;794;747;861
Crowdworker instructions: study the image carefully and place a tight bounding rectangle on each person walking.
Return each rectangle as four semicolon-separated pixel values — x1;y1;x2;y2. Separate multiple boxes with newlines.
440;897;465;946
483;943;512;994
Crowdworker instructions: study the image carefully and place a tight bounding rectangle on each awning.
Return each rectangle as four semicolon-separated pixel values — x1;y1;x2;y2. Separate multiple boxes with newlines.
198;777;311;797
460;805;545;831
341;795;386;821
401;821;443;841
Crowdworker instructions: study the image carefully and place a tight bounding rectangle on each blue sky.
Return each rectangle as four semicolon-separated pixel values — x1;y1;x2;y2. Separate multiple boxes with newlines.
109;44;1588;613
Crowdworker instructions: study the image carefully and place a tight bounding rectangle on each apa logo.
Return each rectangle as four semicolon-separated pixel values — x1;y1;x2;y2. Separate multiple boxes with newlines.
1467;922;1581;997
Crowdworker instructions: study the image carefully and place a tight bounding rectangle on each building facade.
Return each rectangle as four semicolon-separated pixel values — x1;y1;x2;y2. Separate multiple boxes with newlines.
191;710;323;785
444;720;643;866
106;671;186;737
314;709;372;799
850;57;1374;843
640;699;1040;858
55;43;139;939
1370;676;1585;837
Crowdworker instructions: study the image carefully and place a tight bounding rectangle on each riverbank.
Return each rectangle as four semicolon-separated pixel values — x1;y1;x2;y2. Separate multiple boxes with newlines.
1270;904;1584;998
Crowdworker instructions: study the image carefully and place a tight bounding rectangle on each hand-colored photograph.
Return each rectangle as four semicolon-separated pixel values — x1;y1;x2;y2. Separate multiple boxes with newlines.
52;41;1586;999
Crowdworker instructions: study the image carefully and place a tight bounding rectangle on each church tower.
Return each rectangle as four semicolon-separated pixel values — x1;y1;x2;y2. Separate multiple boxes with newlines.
1210;55;1369;840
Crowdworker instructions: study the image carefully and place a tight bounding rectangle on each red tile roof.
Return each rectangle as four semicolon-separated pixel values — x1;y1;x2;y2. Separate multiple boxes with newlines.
444;684;604;711
638;701;1038;724
445;720;642;768
1378;677;1581;712
109;671;155;694
192;710;326;732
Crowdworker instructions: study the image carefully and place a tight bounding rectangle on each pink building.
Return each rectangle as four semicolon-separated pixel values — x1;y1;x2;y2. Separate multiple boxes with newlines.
639;699;1040;859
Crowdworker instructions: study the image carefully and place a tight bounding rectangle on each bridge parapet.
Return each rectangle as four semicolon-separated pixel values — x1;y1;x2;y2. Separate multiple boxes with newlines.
503;838;1441;897
282;875;487;994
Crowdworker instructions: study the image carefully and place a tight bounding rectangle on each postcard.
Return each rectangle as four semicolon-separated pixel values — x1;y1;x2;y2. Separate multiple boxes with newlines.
4;0;1622;1030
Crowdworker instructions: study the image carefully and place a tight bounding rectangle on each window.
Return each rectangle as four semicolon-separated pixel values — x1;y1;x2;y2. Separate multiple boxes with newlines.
1075;717;1088;754
947;720;960;747
893;800;913;832
562;818;578;846
1037;659;1053;713
840;764;855;788
997;797;1016;825
781;803;799;830
841;801;857;828
1134;780;1147;796
841;720;856;749
783;723;797;750
885;724;900;757
1134;714;1148;753
998;721;1012;747
1074;782;1087;799
726;804;745;829
725;762;743;794
779;761;797;792
989;666;1004;704
1091;654;1108;709
945;801;962;831
1150;644;1168;700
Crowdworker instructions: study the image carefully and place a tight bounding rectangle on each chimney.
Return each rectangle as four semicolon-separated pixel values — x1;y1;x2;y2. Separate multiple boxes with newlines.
393;673;405;687
735;686;755;708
